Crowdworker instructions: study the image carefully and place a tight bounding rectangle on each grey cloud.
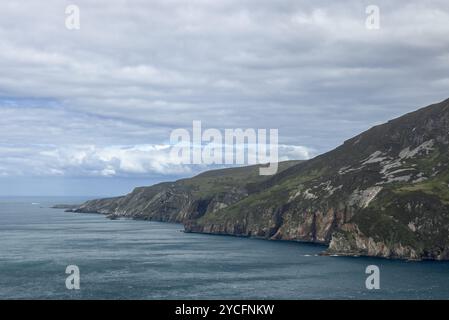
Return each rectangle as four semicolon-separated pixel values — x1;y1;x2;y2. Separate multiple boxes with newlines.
0;0;448;184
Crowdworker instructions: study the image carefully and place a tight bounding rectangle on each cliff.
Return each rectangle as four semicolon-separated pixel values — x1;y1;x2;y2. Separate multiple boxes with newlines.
72;161;301;222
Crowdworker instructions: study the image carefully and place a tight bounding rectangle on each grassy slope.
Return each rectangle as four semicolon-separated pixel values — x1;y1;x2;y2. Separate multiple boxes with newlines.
174;160;302;198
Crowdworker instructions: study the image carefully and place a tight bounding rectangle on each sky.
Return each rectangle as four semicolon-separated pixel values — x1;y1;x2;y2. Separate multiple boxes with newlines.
1;0;449;196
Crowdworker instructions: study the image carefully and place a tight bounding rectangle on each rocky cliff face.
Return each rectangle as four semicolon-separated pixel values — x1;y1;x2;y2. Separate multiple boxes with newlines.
73;98;449;260
72;161;301;222
186;98;449;260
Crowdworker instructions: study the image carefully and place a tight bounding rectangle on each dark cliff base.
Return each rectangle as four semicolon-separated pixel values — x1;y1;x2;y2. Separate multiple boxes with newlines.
69;208;422;261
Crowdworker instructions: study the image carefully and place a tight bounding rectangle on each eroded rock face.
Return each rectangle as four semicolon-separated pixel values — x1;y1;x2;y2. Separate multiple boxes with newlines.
73;184;195;222
327;224;420;260
185;98;449;260
71;161;300;224
73;185;249;223
72;98;449;260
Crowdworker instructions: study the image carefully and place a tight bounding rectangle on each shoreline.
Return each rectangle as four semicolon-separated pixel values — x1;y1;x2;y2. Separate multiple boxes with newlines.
61;206;435;263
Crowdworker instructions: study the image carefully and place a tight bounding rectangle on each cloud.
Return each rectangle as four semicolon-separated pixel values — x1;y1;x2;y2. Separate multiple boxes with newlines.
0;0;449;184
0;142;313;178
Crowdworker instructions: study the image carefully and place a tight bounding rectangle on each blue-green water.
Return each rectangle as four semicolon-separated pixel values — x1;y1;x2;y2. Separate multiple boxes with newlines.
1;197;449;299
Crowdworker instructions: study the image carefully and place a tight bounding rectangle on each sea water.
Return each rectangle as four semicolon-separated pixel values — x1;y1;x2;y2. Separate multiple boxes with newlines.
1;197;449;299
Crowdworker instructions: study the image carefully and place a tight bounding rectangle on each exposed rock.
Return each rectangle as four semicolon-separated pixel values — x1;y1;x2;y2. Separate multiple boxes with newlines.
327;224;420;260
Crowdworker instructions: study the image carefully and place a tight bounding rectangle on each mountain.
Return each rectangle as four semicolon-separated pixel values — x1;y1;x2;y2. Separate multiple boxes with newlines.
72;161;301;222
72;98;449;260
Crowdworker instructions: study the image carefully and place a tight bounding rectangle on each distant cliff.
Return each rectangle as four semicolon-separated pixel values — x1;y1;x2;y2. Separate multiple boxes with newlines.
72;98;449;260
72;161;301;222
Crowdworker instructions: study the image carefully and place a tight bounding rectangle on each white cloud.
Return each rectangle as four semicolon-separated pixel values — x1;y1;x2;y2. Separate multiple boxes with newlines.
0;143;312;177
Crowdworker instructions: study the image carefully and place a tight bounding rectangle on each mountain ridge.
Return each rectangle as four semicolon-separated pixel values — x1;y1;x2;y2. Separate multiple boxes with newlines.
71;97;449;260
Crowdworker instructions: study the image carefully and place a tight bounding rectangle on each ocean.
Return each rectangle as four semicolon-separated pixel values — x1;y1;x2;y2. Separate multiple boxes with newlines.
1;197;449;299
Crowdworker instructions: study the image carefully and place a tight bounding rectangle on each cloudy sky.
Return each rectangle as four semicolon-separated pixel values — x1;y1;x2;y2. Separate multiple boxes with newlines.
1;0;449;196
